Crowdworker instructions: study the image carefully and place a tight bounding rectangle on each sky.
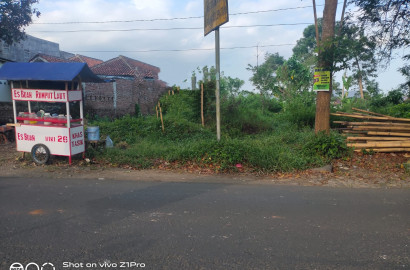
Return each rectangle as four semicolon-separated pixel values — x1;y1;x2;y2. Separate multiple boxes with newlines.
25;0;408;94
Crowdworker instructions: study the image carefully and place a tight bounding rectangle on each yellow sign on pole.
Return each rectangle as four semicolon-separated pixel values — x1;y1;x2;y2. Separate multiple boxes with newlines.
204;0;229;36
313;68;330;91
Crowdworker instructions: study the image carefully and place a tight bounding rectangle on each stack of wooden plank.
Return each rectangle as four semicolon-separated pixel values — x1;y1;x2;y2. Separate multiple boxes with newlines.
332;108;410;153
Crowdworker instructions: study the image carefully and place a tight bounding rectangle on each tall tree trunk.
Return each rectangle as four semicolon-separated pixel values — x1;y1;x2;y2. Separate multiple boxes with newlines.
312;0;320;51
355;56;365;99
314;0;338;134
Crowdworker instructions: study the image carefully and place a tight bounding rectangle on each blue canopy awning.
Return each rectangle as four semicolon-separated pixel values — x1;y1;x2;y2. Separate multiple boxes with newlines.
0;62;103;82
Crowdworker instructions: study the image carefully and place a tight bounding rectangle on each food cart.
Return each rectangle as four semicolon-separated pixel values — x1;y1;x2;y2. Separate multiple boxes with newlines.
0;62;102;165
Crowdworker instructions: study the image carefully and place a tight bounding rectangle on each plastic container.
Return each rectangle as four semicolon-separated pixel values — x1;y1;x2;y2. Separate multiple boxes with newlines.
87;126;100;141
105;135;114;148
28;113;37;124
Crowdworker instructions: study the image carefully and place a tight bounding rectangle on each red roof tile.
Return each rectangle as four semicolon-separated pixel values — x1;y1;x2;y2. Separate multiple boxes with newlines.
91;55;160;78
29;53;75;63
69;54;103;67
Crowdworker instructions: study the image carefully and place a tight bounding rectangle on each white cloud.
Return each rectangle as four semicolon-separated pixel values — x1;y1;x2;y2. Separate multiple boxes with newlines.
25;0;406;91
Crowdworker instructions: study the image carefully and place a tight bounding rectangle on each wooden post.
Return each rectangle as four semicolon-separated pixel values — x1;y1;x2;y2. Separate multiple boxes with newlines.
155;105;159;119
201;83;205;127
159;105;164;132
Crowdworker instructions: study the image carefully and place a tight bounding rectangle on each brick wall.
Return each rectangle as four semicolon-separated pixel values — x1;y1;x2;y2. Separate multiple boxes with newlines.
84;78;167;118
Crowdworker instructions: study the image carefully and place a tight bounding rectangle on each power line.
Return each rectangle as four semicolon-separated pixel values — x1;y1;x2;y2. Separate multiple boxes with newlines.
30;23;312;33
32;4;323;25
68;44;296;53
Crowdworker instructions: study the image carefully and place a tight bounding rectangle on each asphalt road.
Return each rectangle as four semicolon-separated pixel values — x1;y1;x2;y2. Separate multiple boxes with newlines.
0;176;409;270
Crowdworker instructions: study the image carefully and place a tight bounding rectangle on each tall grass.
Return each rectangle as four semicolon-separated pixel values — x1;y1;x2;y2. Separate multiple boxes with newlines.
89;89;351;172
90;115;340;172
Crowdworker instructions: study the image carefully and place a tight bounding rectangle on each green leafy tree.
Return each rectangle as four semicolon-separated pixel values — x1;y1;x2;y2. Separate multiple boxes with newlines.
348;0;409;94
0;0;40;45
275;56;312;99
247;53;285;97
398;58;410;98
293;20;378;100
335;24;378;99
363;79;381;99
348;0;409;61
220;76;245;97
292;20;321;69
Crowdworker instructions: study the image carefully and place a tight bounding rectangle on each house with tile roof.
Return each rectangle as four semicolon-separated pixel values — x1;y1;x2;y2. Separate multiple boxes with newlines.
69;54;103;68
30;53;75;63
84;55;167;116
92;55;159;79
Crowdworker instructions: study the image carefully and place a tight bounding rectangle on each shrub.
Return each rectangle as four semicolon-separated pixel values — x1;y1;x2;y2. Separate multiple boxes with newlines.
387;102;410;118
281;92;316;127
303;131;351;161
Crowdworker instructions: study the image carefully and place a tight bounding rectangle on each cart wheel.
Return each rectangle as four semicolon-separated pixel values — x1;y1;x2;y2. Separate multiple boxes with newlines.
31;144;50;165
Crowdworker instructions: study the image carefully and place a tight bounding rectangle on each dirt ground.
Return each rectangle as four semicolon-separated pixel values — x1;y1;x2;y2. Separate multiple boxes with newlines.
0;142;409;188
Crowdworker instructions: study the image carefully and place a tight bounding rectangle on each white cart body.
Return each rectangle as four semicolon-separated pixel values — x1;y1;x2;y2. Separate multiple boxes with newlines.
0;62;103;165
12;88;85;163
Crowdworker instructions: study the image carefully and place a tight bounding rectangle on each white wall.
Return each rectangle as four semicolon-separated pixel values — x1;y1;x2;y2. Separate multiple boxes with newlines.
0;63;12;102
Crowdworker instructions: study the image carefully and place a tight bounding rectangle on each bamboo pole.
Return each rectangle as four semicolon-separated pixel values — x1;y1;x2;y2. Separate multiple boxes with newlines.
352;107;394;118
201;83;204;127
352;126;410;132
354;148;410;153
334;121;410;127
347;141;410;148
367;131;410;137
342;130;366;134
159;105;164;132
347;137;409;141
331;112;410;123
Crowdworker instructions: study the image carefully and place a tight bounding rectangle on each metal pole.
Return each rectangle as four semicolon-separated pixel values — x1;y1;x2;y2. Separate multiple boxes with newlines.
11;82;17;124
215;27;221;141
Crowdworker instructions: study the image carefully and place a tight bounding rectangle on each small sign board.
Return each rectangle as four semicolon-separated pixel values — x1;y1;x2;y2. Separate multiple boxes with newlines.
12;88;82;102
313;68;330;91
204;0;229;36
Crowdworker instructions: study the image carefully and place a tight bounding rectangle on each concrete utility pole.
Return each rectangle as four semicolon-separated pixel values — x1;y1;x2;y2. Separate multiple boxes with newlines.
215;27;221;141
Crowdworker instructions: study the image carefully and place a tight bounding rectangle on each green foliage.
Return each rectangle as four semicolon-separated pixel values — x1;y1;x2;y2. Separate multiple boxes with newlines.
385;89;404;105
371;89;404;114
292;21;320;66
386;102;410;118
247;53;285;97
134;103;141;117
160;91;199;122
348;0;409;61
280;91;316;127
342;74;353;98
90;112;342;172
221;93;279;135
93;115;163;144
0;0;41;45
276;56;312;99
303;131;351;161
